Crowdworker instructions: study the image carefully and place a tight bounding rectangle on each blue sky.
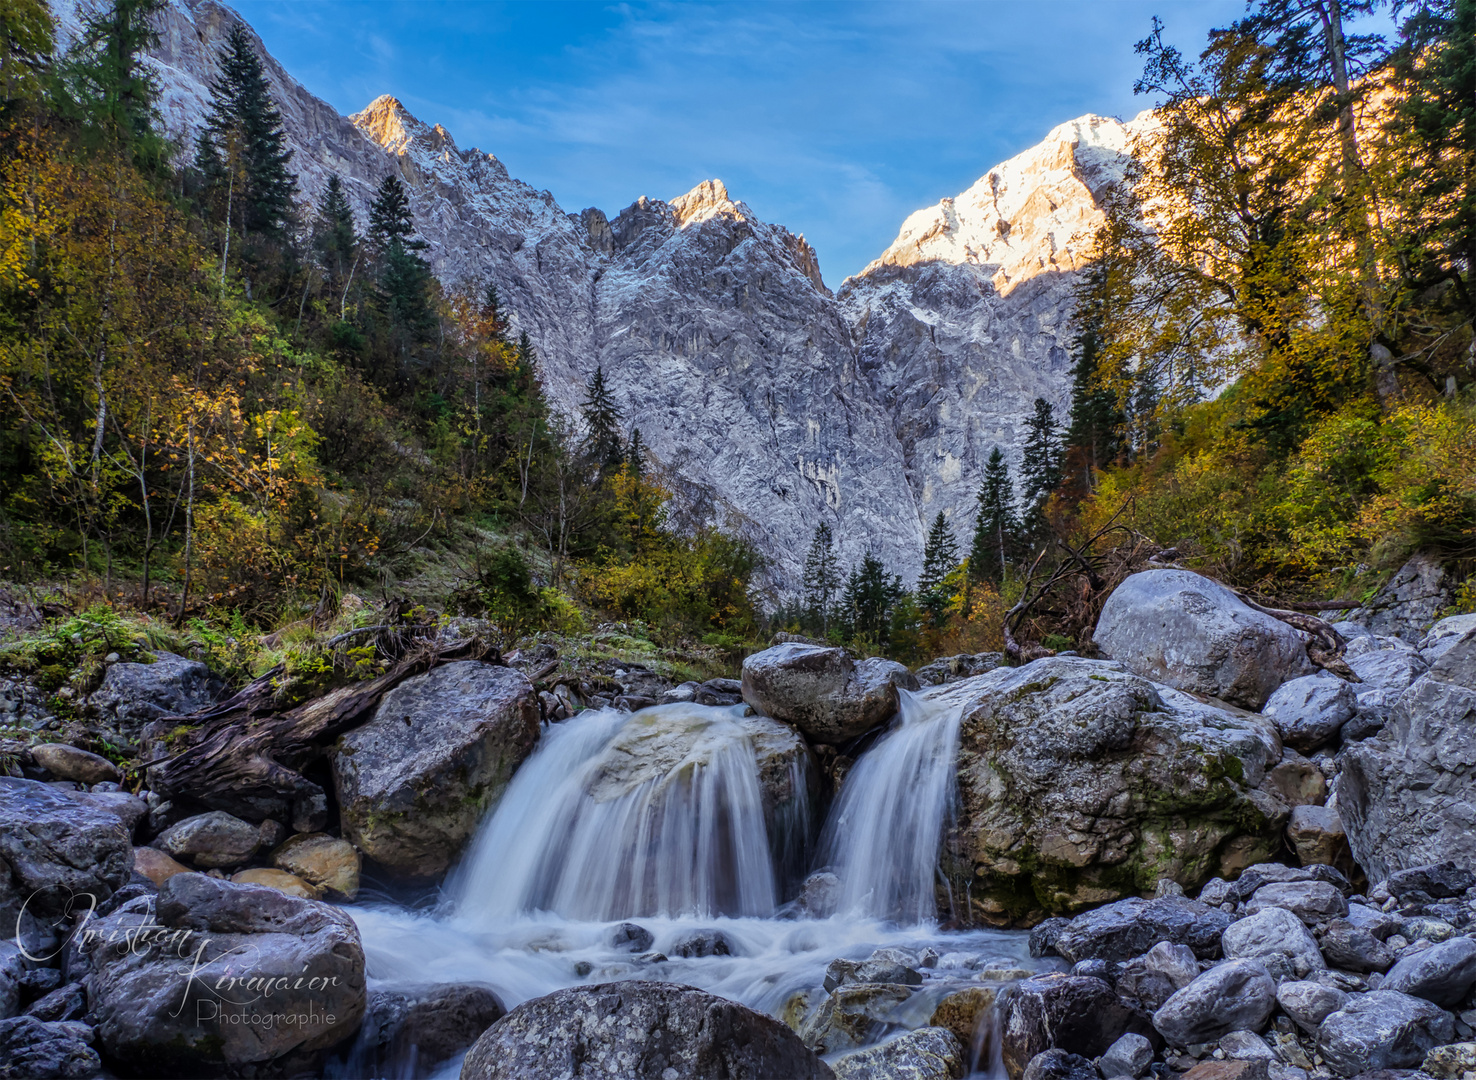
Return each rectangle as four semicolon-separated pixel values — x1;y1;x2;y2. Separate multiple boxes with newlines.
232;0;1249;284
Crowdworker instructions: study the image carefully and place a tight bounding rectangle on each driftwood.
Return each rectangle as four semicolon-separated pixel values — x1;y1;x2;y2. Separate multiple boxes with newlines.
146;636;500;825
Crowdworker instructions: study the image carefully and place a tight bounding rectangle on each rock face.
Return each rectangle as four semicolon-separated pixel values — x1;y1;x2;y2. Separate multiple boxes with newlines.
942;657;1286;922
82;873;366;1077
87;650;223;733
1339;628;1476;880
741;643;918;743
1094;570;1312;709
1340;555;1451;642
459;981;833;1080
335;661;540;877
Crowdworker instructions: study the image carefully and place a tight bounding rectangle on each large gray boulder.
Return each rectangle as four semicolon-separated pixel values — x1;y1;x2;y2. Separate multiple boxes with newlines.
1339;627;1476;880
1262;674;1356;753
741;643;917;743
1344;634;1428;692
88;650;224;733
459;981;833;1079
1001;974;1144;1080
1151;959;1276;1048
940;658;1286;922
1053;897;1230;964
1381;936;1476;1007
335;661;540;877
1421;614;1476;664
1094;569;1312;709
830;1026;965;1080
153;810;261;869
1220;906;1325;980
1315;989;1455;1076
82;873;365;1077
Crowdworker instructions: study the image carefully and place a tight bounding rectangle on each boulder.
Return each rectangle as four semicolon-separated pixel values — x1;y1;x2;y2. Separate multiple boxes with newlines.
1275;980;1348;1034
154;809;260;868
0;942;22;1019
130;846;188;887
1423;1042;1476;1079
1094;569;1312;709
1286;805;1350;870
1181;1063;1267;1080
915;653;1002;687
1218;1031;1277;1062
1262;674;1356;753
1151;959;1276;1048
25;982;85;1022
824;957;923;991
1115;941;1199;1012
271;832;361;900
229;867;321;899
0;1015;100;1079
830;1026;965;1080
1339;555;1451;643
800;982;917;1055
89;650;224;733
460;981;833;1079
1054;897;1231;964
0;777;132;929
740;643;918;743
347;983;505;1075
1244;880;1348;925
942;658;1286;922
670;928;736;958
608;923;654;952
82;873;365;1077
1022;1049;1102;1080
1262;749;1328;808
1380;935;1476;1007
1339;629;1476;880
928;986;996;1046
1099;1032;1154;1078
736;712;817;872
335;661;540;878
1319;919;1395;974
1420;614;1476;664
73;790;147;834
1344;635;1428;692
1224;861;1350;903
1315;989;1455;1077
1221;906;1326;980
28;743;119;785
1386;861;1476;900
1001;974;1143;1080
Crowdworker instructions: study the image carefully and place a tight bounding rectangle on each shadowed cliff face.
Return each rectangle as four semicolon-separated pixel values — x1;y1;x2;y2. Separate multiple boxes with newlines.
102;0;1149;592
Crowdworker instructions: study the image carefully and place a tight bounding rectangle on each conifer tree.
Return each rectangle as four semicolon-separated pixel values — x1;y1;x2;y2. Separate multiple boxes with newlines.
918;510;960;627
367;174;421;250
802;522;840;633
1019;398;1065;536
367;174;434;347
55;0;167;168
580;364;625;472
314;174;358;303
1064;305;1125;492
840;552;902;647
626;428;646;481
968;447;1016;584
0;0;54;117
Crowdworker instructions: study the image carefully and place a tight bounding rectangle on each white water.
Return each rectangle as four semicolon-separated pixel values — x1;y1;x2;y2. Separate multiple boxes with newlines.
820;688;965;923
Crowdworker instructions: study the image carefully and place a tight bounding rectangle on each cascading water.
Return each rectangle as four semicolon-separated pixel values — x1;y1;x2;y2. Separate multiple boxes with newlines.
819;688;965;923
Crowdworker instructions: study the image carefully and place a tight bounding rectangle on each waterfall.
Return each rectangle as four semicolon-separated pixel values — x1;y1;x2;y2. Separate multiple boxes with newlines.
450;703;778;921
819;689;964;924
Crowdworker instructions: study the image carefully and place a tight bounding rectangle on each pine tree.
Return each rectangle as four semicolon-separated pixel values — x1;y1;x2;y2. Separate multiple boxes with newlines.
626;428;646;481
1019;398;1064;536
367;174;421;251
918;511;960;628
195;24;296;237
367;174;434;347
580;364;625;471
1064;302;1125;493
801;522;840;633
840;552;902;647
55;0;167;168
314;174;358;304
968;447;1016;584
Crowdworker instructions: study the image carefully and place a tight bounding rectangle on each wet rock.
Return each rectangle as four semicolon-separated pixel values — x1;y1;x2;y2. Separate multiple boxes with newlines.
1275;980;1348;1034
1151;960;1276;1047
1029;918;1071;959
130;845;188;887
350;983;505;1075
800;983;917;1055
82;872;366;1077
670;928;736;958
461;981;834;1079
1181;1062;1268;1080
1339;630;1476;881
1261;750;1328;808
1115;941;1199;1012
1422;1041;1476;1078
1245;880;1349;924
24;982;85;1022
1099;1032;1154;1078
335;661;540;878
0;777;132;926
831;1026;965;1080
1344;635;1428;692
1315;989;1454;1076
1022;1049;1101;1080
154;809;260;868
229;867;321;899
89;650;224;733
1055;896;1232;964
1094;569;1312;709
915;653;1002;687
271;832;361;900
741;643;918;743
1002;974;1143;1080
29;743;119;785
929;986;996;1046
1419;614;1476;664
1224;862;1350;904
72;790;147;834
824;957;923;991
0;1015;100;1079
1339;555;1451;643
1318;918;1395;973
1286;805;1349;870
797;871;841;918
943;658;1286;921
608;922;654;952
1380;935;1476;1006
737;711;817;855
1386;861;1476;901
1218;1030;1277;1062
1262;674;1357;753
0;942;22;1019
1221;907;1326;980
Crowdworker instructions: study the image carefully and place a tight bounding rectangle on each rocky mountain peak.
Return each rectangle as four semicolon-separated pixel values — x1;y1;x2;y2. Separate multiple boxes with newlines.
671;179;744;228
351;94;451;157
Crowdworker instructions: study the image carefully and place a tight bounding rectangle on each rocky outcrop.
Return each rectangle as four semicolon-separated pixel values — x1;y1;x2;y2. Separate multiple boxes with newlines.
940;657;1286;922
86;650;224;735
1094;570;1312;710
1339;555;1451;642
741;643;918;743
459;981;833;1080
1261;674;1356;753
334;661;540;877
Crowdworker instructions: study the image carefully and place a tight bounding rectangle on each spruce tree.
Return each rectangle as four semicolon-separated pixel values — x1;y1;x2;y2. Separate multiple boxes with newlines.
841;552;901;647
580;364;625;471
314;174;358;294
801;522;840;633
367;174;421;251
1064;308;1125;492
918;511;960;627
627;427;646;481
55;0;167;168
968;447;1016;584
1019;398;1064;536
367;174;434;346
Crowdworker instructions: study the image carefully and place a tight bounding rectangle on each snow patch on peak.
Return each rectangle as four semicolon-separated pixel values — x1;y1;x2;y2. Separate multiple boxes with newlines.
671;179;746;228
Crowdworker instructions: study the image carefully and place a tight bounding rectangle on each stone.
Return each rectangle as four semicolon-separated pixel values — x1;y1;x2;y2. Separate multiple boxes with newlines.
1094;569;1312;709
0;777;132;925
1022;1049;1101;1080
461;981;833;1079
1423;1041;1476;1079
1245;880;1349;925
929;986;996;1047
229;867;321;899
1116;941;1199;1012
1386;862;1476;901
154;809;261;868
915;653;1002;686
1340;709;1388;742
72;790;147;834
1319;919;1396;974
831;1026;965;1080
1380;935;1476;1006
334;661;540;878
1182;1062;1268;1080
740;643;918;743
800;983;916;1055
1315;989;1455;1076
1262;750;1328;808
348;983;505;1074
1339;556;1451;643
1339;631;1476;881
1262;674;1357;753
24;982;86;1022
1198;878;1233;906
1221;907;1326;980
28;743;119;785
1098;1032;1154;1078
1055;896;1231;964
0;942;22;1019
608;922;654;952
1001;974;1143;1080
1218;1030;1278;1062
81;872;366;1076
1226;860;1353;908
1151;960;1276;1047
0;1015;100;1079
670;928;736;958
89;650;223;732
940;658;1286;922
1419;615;1476;664
130;845;188;887
824;957;923;991
271;832;361;900
1286;805;1349;870
1343;635;1428;692
1029;918;1071;958
1274;980;1348;1034
738;712;818;865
